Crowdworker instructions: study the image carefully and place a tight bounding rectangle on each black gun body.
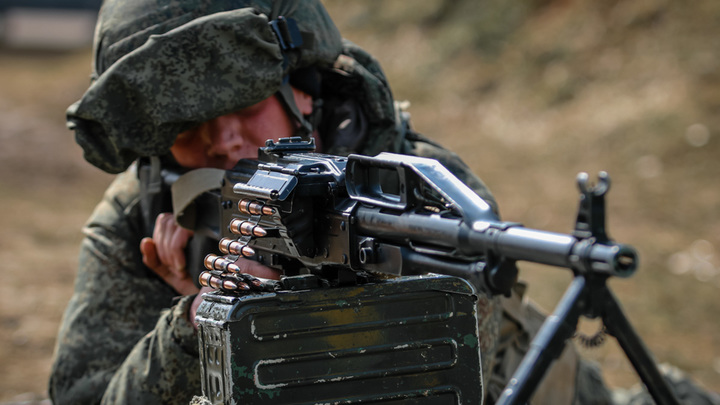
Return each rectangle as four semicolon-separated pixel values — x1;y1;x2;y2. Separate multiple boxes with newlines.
217;146;636;296
197;138;681;405
355;207;466;251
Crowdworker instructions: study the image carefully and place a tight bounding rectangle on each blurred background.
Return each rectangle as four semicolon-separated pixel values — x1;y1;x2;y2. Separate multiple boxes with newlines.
0;0;718;402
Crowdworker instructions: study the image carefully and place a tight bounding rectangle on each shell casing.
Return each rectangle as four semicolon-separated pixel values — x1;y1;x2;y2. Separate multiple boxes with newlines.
238;199;276;216
208;276;222;290
219;239;256;257
228;218;244;235
229;219;267;237
238;199;254;215
198;271;213;288
204;254;241;273
199;271;241;291
218;239;232;255
203;254;219;271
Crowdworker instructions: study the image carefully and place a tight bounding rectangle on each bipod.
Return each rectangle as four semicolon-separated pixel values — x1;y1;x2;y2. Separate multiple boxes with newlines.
495;173;681;405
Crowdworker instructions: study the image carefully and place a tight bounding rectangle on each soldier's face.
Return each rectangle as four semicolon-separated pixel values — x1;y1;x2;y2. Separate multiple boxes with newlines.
171;88;312;169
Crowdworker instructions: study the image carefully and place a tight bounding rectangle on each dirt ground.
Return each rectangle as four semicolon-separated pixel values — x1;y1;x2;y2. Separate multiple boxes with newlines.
1;1;719;402
0;47;114;402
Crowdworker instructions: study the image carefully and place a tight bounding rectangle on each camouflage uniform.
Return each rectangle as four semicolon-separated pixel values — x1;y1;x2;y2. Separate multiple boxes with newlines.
48;129;504;405
49;165;202;404
50;2;507;403
51;1;716;404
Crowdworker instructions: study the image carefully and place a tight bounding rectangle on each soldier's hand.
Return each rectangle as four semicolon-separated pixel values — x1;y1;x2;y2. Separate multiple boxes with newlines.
140;212;198;296
188;258;282;328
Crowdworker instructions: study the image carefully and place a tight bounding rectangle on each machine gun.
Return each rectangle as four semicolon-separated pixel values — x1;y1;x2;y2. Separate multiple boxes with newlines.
188;137;680;404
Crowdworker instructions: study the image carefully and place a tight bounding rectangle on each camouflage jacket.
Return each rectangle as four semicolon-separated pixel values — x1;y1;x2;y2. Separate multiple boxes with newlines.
48;142;501;405
49;43;503;405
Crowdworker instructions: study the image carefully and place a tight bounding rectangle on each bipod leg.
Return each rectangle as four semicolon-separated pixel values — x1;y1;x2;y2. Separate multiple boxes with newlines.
496;276;587;405
602;288;681;405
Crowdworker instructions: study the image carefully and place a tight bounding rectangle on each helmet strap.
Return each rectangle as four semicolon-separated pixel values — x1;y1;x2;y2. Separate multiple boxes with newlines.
276;82;314;140
268;16;319;140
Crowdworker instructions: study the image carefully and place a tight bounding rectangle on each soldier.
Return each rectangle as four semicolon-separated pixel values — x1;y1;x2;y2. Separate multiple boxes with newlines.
48;0;718;404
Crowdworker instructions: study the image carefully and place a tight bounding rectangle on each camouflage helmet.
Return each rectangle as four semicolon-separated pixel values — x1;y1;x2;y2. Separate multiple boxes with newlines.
68;0;343;173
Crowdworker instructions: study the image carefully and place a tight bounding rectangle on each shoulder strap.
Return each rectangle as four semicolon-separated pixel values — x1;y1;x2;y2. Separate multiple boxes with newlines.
170;168;225;236
138;156;167;235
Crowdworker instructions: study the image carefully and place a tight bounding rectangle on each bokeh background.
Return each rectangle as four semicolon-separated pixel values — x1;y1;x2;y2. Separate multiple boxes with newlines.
1;0;718;402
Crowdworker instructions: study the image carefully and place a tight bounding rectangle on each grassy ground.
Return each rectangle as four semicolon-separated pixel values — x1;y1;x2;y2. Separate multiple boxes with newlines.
0;0;718;401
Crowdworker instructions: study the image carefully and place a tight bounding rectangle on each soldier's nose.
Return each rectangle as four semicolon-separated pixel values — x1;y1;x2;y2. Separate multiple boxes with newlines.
207;115;244;159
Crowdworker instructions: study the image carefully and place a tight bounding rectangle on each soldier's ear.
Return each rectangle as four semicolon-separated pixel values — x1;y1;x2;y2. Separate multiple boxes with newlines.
292;87;314;116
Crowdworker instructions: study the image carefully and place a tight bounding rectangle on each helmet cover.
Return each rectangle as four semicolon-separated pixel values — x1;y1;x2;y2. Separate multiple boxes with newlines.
69;0;342;173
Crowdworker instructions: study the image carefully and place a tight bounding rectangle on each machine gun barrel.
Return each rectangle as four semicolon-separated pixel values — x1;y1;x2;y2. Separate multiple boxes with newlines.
468;223;638;277
354;206;638;280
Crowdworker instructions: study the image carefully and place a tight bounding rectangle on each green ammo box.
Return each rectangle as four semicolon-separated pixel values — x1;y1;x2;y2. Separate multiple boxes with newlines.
195;274;483;404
